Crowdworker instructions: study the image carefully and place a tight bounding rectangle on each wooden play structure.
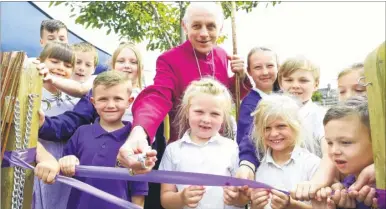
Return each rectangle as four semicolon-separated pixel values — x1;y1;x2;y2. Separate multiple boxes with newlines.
1;52;42;209
364;41;386;203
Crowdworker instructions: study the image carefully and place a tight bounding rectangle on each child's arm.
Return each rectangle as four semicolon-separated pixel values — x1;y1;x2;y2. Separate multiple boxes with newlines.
48;75;93;97
236;98;259;181
158;145;205;209
58;128;82;176
129;181;148;208
34;142;60;184
37;63;92;97
131;196;145;208
161;183;205;209
160;183;185;209
224;142;249;207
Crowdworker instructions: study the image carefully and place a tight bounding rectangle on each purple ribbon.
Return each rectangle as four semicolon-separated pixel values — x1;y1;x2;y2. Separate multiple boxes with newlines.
2;148;385;209
2;148;141;209
76;165;280;190
1;147;36;168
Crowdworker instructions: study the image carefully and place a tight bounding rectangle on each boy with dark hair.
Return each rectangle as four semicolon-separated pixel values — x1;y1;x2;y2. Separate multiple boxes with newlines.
40;19;68;47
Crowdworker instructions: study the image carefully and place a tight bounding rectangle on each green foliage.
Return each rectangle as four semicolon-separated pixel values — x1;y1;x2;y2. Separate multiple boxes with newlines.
50;1;280;51
312;91;323;102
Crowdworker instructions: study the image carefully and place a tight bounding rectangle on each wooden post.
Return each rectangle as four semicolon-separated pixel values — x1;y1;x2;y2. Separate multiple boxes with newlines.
363;42;385;193
1;52;43;209
230;1;241;121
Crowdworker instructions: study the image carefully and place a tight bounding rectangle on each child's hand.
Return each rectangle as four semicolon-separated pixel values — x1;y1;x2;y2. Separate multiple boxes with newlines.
329;189;356;208
36;62;57;85
349;163;375;192
290;181;325;201
270;189;290;209
180;185;206;208
250;188;270;209
312;197;334;209
348;185;377;207
223;185;249;207
315;183;343;201
34;158;60;184
38;108;45;128
58;155;80;177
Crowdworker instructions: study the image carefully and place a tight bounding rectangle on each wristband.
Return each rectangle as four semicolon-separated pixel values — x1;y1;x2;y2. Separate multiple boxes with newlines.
240;163;255;173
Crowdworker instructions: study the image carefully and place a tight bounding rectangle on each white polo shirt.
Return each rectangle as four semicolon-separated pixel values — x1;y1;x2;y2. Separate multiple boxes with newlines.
299;100;327;157
159;132;243;209
255;146;320;209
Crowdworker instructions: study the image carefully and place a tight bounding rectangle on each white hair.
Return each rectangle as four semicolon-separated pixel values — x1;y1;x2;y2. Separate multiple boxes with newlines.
183;2;224;28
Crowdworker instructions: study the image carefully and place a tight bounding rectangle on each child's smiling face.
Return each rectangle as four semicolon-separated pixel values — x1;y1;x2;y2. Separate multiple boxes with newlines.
44;58;73;79
325;114;373;176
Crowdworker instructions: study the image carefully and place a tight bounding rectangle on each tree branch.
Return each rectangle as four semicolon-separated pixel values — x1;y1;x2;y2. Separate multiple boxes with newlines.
148;2;174;49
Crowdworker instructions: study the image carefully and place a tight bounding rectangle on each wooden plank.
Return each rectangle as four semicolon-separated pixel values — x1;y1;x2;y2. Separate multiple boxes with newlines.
364;41;385;190
1;54;43;209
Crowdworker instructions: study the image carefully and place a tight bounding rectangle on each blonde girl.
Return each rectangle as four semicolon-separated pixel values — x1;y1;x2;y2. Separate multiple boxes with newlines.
159;77;242;209
226;94;320;209
236;47;280;183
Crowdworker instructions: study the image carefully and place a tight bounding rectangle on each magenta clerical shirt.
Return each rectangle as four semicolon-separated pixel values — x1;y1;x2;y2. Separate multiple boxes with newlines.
132;40;251;143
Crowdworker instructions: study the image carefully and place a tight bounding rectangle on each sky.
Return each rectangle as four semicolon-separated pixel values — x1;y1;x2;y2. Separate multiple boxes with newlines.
33;1;385;88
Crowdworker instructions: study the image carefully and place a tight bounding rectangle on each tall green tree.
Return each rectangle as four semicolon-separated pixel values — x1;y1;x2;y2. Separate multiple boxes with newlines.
50;1;279;51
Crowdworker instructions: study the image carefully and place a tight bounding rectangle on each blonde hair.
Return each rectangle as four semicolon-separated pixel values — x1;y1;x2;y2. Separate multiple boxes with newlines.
175;77;234;139
246;47;280;72
278;56;320;86
251;94;306;158
92;70;132;96
71;42;99;67
39;41;75;66
337;63;364;80
111;42;143;89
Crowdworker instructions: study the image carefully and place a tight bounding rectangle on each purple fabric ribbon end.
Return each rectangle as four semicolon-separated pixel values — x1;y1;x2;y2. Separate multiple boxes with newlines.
2;147;36;168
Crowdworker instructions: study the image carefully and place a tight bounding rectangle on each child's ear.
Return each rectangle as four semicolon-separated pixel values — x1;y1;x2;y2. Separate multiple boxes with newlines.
90;97;95;106
40;39;44;47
